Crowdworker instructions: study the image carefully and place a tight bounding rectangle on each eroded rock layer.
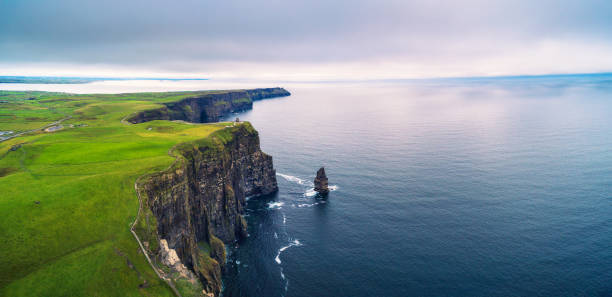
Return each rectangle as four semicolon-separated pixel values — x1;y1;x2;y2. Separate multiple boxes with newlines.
127;88;290;124
139;124;277;296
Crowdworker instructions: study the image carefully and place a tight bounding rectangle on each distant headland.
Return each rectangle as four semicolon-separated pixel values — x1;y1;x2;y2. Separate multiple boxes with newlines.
0;76;209;84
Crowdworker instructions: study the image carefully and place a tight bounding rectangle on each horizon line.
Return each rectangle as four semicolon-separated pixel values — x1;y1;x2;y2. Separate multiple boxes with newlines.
1;71;611;84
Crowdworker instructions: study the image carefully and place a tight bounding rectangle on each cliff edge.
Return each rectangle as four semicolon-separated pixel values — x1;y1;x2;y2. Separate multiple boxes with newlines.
133;123;277;296
127;88;290;124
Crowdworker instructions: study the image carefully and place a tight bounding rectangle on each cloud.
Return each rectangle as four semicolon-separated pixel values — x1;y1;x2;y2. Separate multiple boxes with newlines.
1;0;611;79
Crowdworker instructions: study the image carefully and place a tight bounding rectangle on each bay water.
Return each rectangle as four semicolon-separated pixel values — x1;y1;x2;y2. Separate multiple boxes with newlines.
222;76;612;297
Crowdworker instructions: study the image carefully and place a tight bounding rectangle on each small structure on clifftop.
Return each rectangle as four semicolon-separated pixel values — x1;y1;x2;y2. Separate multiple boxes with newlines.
314;167;329;196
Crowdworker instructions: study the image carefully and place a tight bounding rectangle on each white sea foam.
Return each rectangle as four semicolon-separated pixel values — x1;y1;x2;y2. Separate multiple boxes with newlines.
277;173;314;187
304;185;339;197
304;189;317;197
268;202;284;209
297;203;317;208
275;239;302;264
276;173;307;184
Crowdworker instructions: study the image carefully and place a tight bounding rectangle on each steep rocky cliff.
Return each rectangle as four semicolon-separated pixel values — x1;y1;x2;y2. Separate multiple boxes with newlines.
127;88;290;124
134;123;277;296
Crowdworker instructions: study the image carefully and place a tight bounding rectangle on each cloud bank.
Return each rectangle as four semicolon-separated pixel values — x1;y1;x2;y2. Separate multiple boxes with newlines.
1;0;612;79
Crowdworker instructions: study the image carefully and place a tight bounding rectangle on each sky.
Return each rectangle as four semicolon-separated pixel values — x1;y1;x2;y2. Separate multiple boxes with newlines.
1;0;612;80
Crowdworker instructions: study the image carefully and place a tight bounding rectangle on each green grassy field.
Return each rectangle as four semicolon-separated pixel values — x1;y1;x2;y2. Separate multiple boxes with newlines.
0;90;239;296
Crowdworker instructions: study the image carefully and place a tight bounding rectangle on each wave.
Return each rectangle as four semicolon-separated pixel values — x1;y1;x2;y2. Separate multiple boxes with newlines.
277;173;314;187
275;239;302;264
297;203;315;207
304;185;339;197
304;188;317;197
296;201;326;207
277;172;339;198
268;202;284;209
276;173;308;185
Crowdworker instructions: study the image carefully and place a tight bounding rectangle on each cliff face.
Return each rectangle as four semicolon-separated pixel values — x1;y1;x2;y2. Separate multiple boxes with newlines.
128;88;290;124
138;124;277;296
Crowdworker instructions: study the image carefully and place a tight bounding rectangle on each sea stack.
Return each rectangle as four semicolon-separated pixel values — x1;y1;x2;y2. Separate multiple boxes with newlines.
314;167;329;196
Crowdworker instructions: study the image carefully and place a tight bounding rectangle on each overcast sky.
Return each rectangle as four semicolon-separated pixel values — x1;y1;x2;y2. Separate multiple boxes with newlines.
1;0;612;79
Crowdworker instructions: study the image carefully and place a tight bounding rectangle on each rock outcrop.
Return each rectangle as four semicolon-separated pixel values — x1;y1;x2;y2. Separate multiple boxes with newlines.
314;167;329;195
127;88;290;124
159;239;197;280
136;123;277;296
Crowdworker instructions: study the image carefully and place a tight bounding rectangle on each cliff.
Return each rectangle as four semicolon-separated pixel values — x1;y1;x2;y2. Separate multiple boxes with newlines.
127;88;290;124
134;123;277;296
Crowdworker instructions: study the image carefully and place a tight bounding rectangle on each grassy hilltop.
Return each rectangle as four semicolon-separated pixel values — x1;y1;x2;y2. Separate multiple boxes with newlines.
0;90;249;296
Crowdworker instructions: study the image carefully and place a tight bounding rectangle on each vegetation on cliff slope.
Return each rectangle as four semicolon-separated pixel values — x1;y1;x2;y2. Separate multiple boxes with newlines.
0;90;255;296
133;122;263;296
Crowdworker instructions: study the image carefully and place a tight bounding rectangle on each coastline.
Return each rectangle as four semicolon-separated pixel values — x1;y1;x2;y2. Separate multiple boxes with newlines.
0;88;289;297
129;89;290;296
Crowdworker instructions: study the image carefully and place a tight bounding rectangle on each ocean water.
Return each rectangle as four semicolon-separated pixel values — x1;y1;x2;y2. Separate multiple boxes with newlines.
4;75;611;296
221;76;612;297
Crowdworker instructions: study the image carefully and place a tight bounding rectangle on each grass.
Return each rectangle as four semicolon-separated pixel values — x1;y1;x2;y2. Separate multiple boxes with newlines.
0;90;244;297
231;97;251;104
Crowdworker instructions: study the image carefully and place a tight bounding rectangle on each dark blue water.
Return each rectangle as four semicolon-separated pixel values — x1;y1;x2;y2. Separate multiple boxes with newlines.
222;76;612;297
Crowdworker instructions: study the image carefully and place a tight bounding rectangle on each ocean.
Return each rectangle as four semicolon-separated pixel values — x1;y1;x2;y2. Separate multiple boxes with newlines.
4;75;612;296
221;76;612;297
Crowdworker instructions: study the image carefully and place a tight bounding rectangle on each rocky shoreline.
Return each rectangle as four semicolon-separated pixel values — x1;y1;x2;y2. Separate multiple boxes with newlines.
127;88;290;124
132;89;288;296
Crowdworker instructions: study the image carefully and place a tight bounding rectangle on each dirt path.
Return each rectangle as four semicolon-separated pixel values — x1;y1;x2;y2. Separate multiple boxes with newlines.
131;148;183;297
